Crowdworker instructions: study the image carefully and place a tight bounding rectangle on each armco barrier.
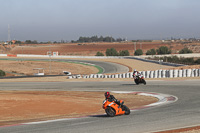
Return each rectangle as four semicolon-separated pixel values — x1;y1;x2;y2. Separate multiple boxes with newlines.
70;69;200;79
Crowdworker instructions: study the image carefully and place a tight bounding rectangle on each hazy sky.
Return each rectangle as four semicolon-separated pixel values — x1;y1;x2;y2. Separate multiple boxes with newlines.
1;0;200;41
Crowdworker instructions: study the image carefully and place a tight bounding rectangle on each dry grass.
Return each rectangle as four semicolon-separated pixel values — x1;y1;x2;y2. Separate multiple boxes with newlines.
0;59;98;76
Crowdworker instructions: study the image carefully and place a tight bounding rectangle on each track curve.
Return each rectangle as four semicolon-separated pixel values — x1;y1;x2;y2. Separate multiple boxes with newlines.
0;58;129;74
0;80;200;133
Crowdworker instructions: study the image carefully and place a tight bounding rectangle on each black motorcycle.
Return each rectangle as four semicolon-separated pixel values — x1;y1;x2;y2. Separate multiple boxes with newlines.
134;75;146;85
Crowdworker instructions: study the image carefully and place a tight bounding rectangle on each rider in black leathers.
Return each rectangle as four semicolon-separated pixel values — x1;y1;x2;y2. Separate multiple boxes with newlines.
104;92;123;107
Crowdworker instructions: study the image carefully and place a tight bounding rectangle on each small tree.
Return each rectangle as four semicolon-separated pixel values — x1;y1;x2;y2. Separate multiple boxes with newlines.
95;51;104;56
0;70;5;76
134;49;143;56
146;49;156;55
15;41;22;44
156;46;171;55
182;58;195;65
106;48;119;56
119;50;129;56
179;47;193;54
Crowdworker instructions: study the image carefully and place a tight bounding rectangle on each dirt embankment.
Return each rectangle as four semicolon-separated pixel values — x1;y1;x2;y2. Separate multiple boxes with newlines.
0;91;158;126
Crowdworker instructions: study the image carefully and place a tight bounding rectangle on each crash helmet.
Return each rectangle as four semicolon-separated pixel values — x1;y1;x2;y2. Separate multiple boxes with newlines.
133;69;137;73
105;92;110;99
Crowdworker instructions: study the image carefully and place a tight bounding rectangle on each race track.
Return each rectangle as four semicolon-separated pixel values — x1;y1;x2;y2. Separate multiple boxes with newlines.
1;80;200;133
0;58;129;74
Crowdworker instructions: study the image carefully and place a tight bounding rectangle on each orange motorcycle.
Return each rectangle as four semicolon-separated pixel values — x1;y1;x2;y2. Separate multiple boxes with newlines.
102;100;130;117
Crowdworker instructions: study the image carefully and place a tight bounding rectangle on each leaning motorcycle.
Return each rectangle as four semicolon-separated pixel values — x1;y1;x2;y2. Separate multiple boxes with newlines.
133;75;146;85
102;100;130;117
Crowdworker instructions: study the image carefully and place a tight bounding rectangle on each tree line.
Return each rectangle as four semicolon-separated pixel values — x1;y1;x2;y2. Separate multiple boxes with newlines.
73;36;126;43
148;56;200;65
96;46;193;56
96;48;130;56
137;46;192;56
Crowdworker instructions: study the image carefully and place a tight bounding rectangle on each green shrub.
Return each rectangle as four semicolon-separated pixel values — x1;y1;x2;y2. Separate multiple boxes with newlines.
0;70;5;76
119;50;129;56
146;49;156;55
95;51;104;56
156;46;171;55
134;49;143;56
179;47;193;54
106;48;119;56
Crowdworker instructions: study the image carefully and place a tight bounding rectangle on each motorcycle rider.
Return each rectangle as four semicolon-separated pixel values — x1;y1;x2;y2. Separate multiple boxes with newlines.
104;92;123;107
133;69;143;79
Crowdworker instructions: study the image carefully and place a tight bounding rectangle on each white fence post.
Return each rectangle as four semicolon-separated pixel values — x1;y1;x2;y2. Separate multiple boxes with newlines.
191;69;195;77
162;70;166;78
169;70;173;78
183;69;186;77
68;76;72;79
154;70;158;78
150;71;154;78
125;73;129;78
194;69;198;77
146;71;150;78
93;74;97;78
89;74;93;78
187;69;192;77
178;69;183;77
174;69;178;78
158;70;162;78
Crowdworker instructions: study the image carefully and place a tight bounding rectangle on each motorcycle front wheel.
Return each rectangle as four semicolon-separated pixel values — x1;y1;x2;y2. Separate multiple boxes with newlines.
122;105;130;115
143;79;146;85
105;107;116;117
134;79;139;85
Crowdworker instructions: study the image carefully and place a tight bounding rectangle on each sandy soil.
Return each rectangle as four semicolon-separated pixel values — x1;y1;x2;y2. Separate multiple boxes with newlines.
0;60;98;76
9;42;170;56
0;91;157;126
5;42;200;56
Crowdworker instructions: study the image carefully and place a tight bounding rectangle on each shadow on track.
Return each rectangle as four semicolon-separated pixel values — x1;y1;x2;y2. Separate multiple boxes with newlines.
90;114;108;118
121;84;137;86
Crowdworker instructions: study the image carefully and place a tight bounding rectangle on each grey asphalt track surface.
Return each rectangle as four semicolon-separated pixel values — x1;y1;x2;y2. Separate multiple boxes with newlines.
1;80;200;133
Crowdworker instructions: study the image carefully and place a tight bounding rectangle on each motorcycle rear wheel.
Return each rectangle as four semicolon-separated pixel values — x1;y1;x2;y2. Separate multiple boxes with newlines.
105;107;116;117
